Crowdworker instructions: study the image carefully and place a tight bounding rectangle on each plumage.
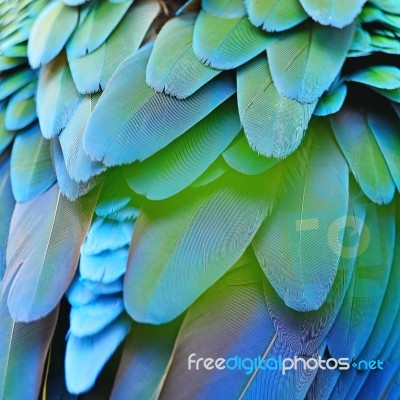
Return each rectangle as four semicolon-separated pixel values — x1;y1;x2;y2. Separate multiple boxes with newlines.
253;120;349;311
367;110;400;193
202;0;246;18
267;20;354;103
327;202;396;360
159;262;276;399
146;14;221;99
0;154;14;281
51;137;95;201
298;0;367;28
0;105;15;153
27;0;78;69
314;84;347;116
124;173;274;324
80;246;128;284
4;82;36;130
2;183;97;321
70;296;124;337
331;106;396;205
124;97;240;200
37;54;81;139
81;217;134;255
0;289;58;400
245;0;308;32
59;93;105;182
262;182;367;355
237;54;316;158
111;320;182;400
69;0;160;94
0;69;36;101
10;124;56;202
66;0;133;59
65;315;130;394
193;10;274;69
84;44;236;166
348;66;400;89
223;132;279;176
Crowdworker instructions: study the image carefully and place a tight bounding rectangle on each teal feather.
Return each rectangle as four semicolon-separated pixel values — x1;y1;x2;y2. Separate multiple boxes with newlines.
331;106;395;205
66;0;133;59
84;44;236;166
237;55;316;158
124;173;274;324
124;97;240;200
193;10;274;69
146;14;221;99
37;54;81;139
245;0;308;32
253;120;349;311
27;0;78;68
69;0;159;94
10;124;56;203
267;20;354;103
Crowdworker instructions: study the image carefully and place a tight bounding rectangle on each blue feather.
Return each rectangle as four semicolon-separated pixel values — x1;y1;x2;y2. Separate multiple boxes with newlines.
65;315;131;394
70;296;124;337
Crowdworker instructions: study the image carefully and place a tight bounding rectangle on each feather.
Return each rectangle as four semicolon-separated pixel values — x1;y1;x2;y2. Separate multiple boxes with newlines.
0;288;58;400
111;319;182;400
51;137;95;201
0;69;36;101
262;181;367;355
267;20;354;103
70;296;124;337
67;276;99;307
314;84;347;116
253;120;349;311
64;0;88;5
159;262;276;399
27;0;78;68
146;14;221;99
37;53;81;139
124;173;274;324
242;338;323;400
202;0;246;18
327;202;396;360
2;183;98;322
0;105;15;154
237;54;316;158
59;93;105;182
191;157;227;187
348;66;400;89
124;97;240;200
329;368;357;400
380;307;400;362
81;218;134;255
10;124;56;203
358;210;400;361
84;44;236;166
80;246;128;284
66;0;133;59
223;132;279;175
331;106;395;205
369;0;400;14
65;315;130;394
4;82;37;131
306;358;340;400
69;0;159;94
299;0;366;28
245;0;308;32
192;10;274;69
357;361;400;400
95;171;139;220
367;110;400;193
0;154;14;282
0;56;25;72
82;278;123;295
